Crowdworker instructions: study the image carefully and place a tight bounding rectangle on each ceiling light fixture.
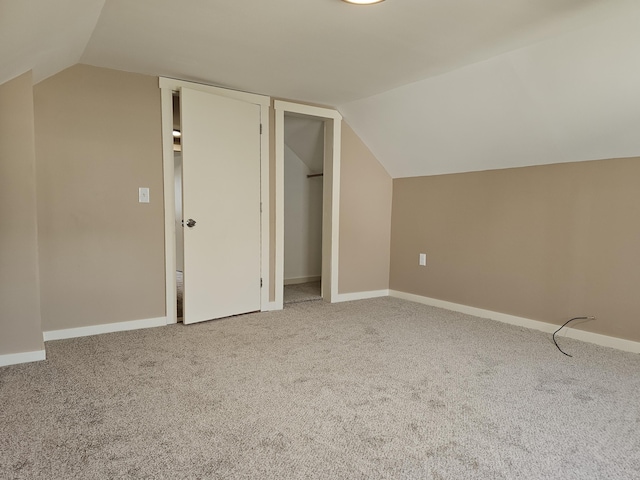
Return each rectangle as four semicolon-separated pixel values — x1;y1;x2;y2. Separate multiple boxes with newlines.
173;130;181;138
342;0;385;4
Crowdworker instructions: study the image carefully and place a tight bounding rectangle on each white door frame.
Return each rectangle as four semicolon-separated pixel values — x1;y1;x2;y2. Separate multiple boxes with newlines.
274;100;342;307
160;78;271;324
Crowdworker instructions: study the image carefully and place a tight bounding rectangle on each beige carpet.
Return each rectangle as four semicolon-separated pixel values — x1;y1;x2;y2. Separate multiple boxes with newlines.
1;297;639;479
283;281;322;304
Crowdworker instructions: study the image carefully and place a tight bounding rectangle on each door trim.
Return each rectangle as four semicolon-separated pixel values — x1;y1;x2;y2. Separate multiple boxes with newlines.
159;78;271;324
274;100;342;307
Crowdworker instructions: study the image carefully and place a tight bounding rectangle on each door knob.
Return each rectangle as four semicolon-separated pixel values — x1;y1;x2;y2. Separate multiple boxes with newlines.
186;219;196;228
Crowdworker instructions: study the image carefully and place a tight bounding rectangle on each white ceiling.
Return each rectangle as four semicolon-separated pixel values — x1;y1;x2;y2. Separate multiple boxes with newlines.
341;2;640;177
79;0;624;106
0;0;104;85
3;0;639;177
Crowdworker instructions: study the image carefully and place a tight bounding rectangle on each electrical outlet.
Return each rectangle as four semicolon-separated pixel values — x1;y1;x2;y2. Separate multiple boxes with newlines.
419;253;427;266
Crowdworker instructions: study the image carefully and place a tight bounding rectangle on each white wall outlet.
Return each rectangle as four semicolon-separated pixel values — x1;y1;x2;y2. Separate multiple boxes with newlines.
419;253;427;266
139;187;150;203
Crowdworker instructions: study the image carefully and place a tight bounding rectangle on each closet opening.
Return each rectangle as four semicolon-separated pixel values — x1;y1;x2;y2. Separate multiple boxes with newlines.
274;100;342;307
283;113;324;304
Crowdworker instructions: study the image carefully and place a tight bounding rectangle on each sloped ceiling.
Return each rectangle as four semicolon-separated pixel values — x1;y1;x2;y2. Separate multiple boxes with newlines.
340;3;640;177
0;0;105;85
284;115;324;174
2;0;639;177
80;0;623;106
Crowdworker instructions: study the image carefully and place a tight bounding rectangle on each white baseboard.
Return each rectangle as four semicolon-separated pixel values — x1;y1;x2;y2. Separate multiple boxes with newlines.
0;349;46;367
262;301;283;312
333;289;390;303
284;276;321;286
43;317;167;342
389;290;640;354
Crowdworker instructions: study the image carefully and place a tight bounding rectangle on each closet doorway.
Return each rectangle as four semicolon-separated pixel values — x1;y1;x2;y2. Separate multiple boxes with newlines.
275;101;342;308
282;113;324;304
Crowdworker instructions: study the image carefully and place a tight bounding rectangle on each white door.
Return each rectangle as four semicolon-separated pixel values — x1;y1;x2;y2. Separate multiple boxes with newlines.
180;87;261;324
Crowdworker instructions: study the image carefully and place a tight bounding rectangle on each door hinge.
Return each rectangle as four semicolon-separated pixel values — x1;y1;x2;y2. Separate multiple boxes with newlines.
260;278;263;288
260;124;263;135
260;202;262;213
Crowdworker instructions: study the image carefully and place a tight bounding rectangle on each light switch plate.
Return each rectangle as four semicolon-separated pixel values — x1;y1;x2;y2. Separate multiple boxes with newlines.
139;187;150;203
419;253;427;266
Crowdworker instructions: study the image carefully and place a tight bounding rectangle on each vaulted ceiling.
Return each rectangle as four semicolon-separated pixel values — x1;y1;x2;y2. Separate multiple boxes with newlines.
3;0;639;177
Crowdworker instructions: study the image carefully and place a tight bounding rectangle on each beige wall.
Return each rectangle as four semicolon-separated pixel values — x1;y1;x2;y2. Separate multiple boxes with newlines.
338;122;392;294
34;65;165;331
390;157;640;342
0;71;45;355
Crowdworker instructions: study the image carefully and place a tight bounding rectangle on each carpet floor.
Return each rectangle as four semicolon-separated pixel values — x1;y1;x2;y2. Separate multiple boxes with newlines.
1;297;639;479
283;281;322;304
